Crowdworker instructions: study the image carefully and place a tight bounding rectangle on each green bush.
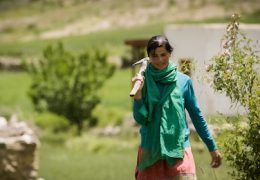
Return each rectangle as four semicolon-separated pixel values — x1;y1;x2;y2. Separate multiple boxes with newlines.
209;14;260;180
25;42;115;135
35;112;70;133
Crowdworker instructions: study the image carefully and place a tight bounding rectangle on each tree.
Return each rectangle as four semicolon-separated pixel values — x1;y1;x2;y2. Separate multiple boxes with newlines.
26;42;115;135
208;14;260;179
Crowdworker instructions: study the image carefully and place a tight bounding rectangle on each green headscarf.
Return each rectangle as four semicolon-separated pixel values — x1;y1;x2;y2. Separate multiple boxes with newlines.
138;61;186;170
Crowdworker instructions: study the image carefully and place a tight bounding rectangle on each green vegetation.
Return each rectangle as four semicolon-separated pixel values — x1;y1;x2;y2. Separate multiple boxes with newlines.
0;68;132;126
34;112;70;133
0;1;259;57
25;42;115;134
95;68;132;111
37;131;231;180
1;10;259;57
0;71;33;118
206;114;246;125
241;9;260;24
39;142;137;180
209;14;260;179
0;22;165;57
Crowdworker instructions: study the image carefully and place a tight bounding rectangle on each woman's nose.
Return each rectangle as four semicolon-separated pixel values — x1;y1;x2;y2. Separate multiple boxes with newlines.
158;56;163;62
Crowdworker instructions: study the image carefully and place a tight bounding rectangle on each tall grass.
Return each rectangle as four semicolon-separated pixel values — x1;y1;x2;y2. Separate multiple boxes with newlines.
192;146;232;180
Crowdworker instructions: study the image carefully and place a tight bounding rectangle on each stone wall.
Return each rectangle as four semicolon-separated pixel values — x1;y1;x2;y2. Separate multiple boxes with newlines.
0;57;23;71
0;116;40;180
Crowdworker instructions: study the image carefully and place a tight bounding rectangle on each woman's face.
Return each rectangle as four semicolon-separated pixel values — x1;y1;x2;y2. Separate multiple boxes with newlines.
149;46;171;70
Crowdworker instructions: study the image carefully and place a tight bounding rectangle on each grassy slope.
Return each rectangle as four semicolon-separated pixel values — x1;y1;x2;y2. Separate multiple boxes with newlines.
0;22;165;57
0;0;260;57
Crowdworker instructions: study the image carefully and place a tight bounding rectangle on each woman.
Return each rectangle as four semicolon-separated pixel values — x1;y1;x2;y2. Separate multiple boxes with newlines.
132;35;221;180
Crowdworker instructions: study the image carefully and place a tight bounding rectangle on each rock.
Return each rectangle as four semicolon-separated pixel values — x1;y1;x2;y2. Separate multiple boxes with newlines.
103;125;121;136
96;125;121;137
0;116;7;128
122;112;138;128
0;57;23;71
0;115;40;180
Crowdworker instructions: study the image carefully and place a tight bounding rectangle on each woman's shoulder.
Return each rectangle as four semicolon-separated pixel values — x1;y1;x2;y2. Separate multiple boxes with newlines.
176;71;192;94
177;71;191;83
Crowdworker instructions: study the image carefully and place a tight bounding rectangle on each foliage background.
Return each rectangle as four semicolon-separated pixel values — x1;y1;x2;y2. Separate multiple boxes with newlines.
209;14;260;179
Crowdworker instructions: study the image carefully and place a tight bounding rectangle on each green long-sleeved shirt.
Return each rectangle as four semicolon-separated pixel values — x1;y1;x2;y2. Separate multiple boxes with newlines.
133;71;217;151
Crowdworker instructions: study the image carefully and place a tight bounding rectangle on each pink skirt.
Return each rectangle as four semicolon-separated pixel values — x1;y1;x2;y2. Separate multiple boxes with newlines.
135;147;196;180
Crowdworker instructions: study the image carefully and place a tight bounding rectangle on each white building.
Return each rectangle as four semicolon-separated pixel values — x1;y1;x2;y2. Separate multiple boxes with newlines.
164;24;260;116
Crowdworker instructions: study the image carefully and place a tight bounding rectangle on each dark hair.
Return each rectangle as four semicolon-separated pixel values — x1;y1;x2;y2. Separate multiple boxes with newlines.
146;35;173;56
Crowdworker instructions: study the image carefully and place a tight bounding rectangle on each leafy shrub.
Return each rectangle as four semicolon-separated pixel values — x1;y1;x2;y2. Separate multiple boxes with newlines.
25;42;115;135
208;14;260;180
35;111;70;133
178;58;194;77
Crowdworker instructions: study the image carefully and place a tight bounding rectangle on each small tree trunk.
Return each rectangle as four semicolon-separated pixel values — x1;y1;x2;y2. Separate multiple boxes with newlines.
76;120;83;136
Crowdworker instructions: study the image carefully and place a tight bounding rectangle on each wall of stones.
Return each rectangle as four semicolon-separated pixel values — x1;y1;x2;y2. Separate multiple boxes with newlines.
0;116;40;180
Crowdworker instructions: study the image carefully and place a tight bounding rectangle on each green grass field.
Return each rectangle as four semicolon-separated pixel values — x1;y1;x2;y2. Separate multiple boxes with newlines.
0;68;133;123
38;143;137;180
38;134;231;180
0;71;33;118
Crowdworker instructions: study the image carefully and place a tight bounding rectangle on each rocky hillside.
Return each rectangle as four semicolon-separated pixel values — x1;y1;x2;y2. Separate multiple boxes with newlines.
0;0;259;41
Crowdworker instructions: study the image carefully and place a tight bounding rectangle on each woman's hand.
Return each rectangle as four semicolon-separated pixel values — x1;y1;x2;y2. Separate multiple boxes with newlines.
131;75;144;100
210;150;222;168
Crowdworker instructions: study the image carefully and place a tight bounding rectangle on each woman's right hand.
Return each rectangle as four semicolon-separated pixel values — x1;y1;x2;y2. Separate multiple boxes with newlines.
131;75;144;100
210;150;222;168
